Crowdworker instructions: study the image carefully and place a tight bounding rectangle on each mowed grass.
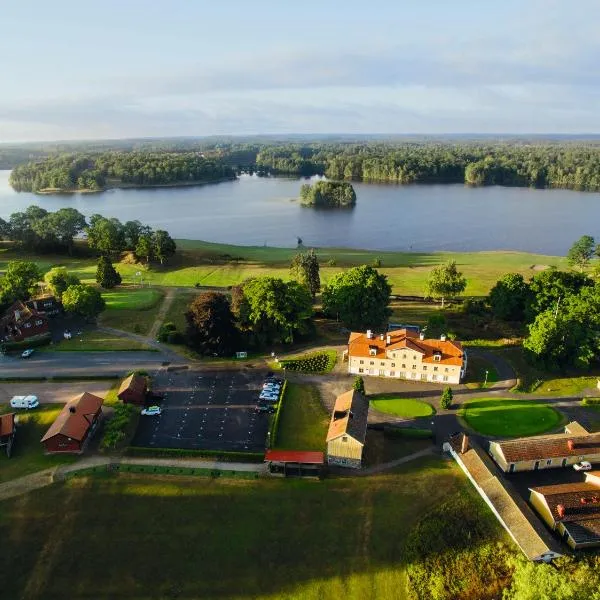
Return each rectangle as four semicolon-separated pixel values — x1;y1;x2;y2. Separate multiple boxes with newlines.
0;242;569;296
99;287;164;336
101;288;162;310
0;458;508;600
48;329;155;352
465;356;499;390
275;383;329;451
461;398;562;437
0;404;76;482
370;396;435;418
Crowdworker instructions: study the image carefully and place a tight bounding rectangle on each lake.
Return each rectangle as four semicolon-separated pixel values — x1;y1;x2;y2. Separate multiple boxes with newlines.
0;169;598;254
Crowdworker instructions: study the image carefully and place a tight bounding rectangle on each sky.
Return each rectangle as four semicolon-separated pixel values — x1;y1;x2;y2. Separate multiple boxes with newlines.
1;0;599;142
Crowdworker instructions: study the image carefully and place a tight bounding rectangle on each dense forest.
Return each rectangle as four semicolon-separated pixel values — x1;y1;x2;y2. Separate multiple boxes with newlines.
300;181;356;207
7;138;600;192
9;152;237;192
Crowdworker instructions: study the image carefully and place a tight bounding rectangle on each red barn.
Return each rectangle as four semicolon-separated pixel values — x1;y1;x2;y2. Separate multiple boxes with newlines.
117;374;148;405
0;413;16;458
41;392;104;454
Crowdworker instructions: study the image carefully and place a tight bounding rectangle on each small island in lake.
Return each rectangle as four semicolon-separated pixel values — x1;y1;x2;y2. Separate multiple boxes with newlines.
299;180;357;208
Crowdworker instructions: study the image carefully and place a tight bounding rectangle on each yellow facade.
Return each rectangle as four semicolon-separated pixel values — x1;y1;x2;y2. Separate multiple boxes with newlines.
327;435;363;468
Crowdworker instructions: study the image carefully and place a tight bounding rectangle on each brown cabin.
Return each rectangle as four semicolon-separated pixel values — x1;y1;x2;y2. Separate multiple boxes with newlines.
26;295;61;316
41;392;104;454
117;374;148;405
0;300;49;343
0;413;16;458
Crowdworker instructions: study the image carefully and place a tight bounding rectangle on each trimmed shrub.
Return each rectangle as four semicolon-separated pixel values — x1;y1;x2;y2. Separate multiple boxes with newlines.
280;351;336;374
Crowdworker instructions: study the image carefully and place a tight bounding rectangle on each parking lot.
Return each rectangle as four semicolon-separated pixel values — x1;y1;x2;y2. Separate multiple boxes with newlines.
131;368;270;452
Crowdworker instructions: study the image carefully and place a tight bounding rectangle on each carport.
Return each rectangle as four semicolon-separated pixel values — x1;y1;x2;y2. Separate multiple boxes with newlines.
265;450;324;477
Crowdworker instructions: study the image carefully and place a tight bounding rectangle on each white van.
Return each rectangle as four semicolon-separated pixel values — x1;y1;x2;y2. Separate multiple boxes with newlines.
9;395;39;409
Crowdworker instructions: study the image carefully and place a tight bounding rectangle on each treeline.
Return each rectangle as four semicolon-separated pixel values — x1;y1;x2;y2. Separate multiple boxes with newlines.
254;142;600;190
0;205;175;263
9;152;237;192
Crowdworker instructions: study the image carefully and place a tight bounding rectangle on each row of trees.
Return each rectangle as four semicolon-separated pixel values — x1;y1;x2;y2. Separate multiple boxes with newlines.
0;206;176;264
254;142;600;190
9;152;236;192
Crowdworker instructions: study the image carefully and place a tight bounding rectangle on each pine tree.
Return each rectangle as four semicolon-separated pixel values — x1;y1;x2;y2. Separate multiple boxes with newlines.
440;386;453;409
96;256;122;289
353;375;366;395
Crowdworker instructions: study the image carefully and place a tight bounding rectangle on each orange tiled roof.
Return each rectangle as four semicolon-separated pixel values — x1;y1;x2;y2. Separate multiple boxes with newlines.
41;392;103;443
326;389;369;443
347;329;464;366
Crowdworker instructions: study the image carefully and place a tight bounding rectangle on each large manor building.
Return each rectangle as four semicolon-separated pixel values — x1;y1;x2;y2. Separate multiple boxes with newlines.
346;328;466;384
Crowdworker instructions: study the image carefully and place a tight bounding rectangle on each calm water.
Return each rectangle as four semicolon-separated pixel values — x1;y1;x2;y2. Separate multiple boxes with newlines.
0;170;598;254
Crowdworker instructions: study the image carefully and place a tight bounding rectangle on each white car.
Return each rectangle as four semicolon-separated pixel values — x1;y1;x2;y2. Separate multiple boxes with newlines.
141;406;162;416
10;395;39;409
259;393;279;402
573;461;592;471
21;349;35;358
262;384;281;393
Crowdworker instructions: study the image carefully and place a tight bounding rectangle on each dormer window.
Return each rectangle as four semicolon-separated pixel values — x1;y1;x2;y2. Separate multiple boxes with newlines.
369;346;377;356
434;352;442;361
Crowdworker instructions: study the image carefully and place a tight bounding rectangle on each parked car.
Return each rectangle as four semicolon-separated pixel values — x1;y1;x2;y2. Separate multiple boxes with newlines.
262;384;281;392
573;461;592;471
256;405;276;414
21;349;34;358
259;393;279;402
141;405;162;416
265;377;282;384
10;395;39;409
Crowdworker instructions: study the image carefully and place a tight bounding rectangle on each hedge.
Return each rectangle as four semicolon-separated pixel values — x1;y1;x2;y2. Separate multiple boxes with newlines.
279;351;336;374
125;446;265;463
268;379;288;448
582;397;600;406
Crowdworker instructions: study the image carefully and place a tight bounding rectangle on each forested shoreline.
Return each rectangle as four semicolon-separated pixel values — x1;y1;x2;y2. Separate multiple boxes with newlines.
7;139;600;193
9;152;237;193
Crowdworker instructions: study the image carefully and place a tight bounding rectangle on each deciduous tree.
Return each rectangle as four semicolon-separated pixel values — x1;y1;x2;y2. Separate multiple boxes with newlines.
425;261;466;308
62;284;105;320
489;273;531;321
43;267;80;300
567;235;595;271
152;230;176;265
0;261;41;305
290;249;320;299
185;292;239;356
322;265;391;330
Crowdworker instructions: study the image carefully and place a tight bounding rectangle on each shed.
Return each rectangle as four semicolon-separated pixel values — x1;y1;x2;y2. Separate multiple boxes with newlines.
265;450;324;477
0;413;16;458
118;374;148;405
41;392;104;454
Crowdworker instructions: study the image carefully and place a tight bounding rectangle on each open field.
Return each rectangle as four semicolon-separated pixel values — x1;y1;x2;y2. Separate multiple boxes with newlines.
0;459;513;600
370;396;435;418
461;398;563;437
99;287;164;335
102;288;163;310
0;241;569;296
274;383;329;451
0;404;76;482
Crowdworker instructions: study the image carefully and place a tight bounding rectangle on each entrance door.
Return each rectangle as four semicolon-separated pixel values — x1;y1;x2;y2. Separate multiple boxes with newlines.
534;461;540;470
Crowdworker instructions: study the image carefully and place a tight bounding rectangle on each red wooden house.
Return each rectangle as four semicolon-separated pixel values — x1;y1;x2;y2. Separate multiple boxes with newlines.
41;392;104;454
0;413;16;458
0;300;49;343
117;374;148;405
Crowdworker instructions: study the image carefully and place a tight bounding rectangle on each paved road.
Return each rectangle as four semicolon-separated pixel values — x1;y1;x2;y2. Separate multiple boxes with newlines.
0;351;171;379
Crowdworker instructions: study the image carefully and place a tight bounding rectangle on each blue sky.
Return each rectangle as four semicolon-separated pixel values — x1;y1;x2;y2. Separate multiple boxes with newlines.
1;0;599;141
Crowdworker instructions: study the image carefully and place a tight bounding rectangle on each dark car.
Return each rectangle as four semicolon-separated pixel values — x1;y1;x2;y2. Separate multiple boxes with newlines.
256;405;276;414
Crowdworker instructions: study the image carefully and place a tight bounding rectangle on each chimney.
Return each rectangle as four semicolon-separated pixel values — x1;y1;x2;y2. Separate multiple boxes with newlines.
419;332;425;341
567;440;575;451
460;434;469;454
380;334;384;341
366;329;373;339
556;504;565;519
69;406;76;414
14;310;20;321
440;334;447;342
386;334;391;345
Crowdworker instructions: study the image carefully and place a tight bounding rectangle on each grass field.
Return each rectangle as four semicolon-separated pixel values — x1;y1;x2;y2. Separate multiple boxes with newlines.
461;397;562;437
0;404;76;482
274;383;329;451
0;241;569;296
47;329;155;352
465;356;499;389
99;287;164;335
370;396;435;418
0;459;513;600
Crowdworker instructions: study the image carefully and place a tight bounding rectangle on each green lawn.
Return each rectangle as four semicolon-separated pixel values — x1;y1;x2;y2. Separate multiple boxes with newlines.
162;289;201;332
0;404;76;483
461;397;562;437
465;356;499;390
0;242;570;296
370;396;435;418
274;383;329;451
0;459;513;600
101;288;163;310
47;329;155;352
362;429;433;466
99;287;164;336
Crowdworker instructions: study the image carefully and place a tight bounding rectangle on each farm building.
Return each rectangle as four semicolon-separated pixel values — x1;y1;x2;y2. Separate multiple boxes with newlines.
265;450;324;477
346;328;466;384
326;389;369;469
529;471;600;550
118;374;148;405
489;422;600;473
0;413;16;458
41;392;104;454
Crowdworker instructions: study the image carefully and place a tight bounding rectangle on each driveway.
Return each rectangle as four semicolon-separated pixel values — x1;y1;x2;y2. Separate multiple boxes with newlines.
0;381;114;405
